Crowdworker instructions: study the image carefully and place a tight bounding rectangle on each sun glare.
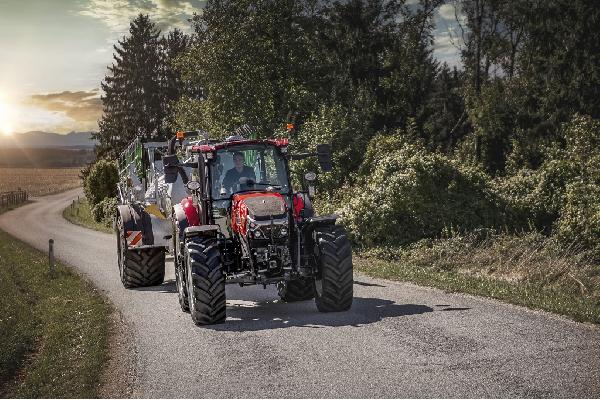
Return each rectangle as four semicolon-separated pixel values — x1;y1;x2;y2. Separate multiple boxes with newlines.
0;93;14;136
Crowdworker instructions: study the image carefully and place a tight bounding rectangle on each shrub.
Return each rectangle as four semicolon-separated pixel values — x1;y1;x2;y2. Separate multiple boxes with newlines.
337;134;507;246
493;114;600;249
555;182;600;259
290;102;375;193
493;159;579;232
83;159;119;208
91;196;117;226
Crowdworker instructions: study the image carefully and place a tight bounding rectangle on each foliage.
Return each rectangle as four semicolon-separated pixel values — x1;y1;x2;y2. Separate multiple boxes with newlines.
63;198;113;234
91;197;118;226
174;0;440;138
174;0;321;137
289;101;376;192
95;15;189;158
83;160;118;208
337;134;506;246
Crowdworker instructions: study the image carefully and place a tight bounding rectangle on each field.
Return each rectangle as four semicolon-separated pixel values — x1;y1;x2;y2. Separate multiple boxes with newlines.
0;168;82;196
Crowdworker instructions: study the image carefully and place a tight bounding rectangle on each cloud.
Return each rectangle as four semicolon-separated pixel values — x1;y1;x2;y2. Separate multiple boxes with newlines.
78;0;206;38
23;90;102;132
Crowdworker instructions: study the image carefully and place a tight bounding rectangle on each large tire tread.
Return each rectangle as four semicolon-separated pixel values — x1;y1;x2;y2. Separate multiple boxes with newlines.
278;278;315;302
121;248;166;288
315;225;353;312
186;238;226;325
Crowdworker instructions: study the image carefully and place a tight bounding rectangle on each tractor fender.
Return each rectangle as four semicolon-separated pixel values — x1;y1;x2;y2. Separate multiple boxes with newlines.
184;225;219;239
173;202;189;242
116;204;154;247
303;214;338;234
173;197;202;238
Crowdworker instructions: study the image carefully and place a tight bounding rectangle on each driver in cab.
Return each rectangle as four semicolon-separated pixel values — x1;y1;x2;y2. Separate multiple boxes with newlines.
222;151;256;194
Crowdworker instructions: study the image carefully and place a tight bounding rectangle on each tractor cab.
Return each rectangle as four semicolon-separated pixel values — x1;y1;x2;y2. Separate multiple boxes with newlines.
208;141;291;208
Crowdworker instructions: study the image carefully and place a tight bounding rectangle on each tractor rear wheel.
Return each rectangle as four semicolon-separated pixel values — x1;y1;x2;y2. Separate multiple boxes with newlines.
277;278;315;302
116;215;165;288
313;225;353;312
185;236;226;325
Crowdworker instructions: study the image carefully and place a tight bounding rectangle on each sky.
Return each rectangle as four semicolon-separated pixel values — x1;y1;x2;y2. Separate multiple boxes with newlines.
0;0;461;136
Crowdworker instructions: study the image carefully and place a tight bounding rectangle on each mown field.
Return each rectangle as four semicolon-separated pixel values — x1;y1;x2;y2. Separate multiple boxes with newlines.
0;168;82;196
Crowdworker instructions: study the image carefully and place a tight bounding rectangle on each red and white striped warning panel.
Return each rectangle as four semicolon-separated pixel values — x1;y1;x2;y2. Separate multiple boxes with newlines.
126;230;143;247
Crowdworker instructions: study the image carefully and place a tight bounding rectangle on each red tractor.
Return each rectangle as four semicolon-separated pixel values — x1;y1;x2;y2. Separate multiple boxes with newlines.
164;131;353;325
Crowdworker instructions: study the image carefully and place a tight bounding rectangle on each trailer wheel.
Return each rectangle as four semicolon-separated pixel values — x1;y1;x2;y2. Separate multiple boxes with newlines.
175;254;189;312
116;215;165;288
185;236;226;325
277;278;315;302
313;225;353;312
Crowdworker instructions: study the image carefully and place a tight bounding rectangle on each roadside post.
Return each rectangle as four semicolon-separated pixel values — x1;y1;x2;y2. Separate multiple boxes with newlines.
49;239;55;277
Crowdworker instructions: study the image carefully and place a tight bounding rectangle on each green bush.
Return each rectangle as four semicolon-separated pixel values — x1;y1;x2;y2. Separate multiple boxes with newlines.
494;114;600;245
337;134;507;246
290;102;375;193
91;197;117;226
493;159;579;232
555;182;600;259
83;159;118;208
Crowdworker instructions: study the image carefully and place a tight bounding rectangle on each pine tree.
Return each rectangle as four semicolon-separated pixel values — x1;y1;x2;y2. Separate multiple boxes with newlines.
160;28;190;131
96;14;164;158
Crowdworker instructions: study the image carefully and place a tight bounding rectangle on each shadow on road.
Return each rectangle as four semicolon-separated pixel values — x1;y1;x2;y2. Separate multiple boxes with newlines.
133;279;177;293
205;297;433;332
353;280;386;287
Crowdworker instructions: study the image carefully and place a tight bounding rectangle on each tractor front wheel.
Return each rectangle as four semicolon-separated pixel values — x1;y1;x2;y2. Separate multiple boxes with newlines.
313;225;353;312
185;236;226;325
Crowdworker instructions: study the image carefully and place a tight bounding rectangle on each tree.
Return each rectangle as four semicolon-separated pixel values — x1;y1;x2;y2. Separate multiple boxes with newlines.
174;0;322;137
96;14;184;158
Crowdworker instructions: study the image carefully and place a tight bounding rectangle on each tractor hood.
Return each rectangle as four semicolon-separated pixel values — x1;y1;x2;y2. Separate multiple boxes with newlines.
231;192;287;235
234;192;286;220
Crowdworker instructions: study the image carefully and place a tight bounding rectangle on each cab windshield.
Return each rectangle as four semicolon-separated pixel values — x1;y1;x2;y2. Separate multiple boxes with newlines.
211;144;289;201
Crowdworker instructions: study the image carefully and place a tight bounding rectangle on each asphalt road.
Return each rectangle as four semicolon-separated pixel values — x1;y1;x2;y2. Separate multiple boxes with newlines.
1;188;599;398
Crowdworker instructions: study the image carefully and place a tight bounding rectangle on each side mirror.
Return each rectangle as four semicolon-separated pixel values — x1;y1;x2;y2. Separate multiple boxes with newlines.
163;154;180;184
316;144;332;172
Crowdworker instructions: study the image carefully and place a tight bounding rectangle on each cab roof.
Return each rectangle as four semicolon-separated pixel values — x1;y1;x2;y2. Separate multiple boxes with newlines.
191;138;289;153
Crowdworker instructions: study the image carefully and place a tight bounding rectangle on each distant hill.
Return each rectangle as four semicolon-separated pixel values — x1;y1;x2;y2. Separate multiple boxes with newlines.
0;131;97;149
0;147;95;168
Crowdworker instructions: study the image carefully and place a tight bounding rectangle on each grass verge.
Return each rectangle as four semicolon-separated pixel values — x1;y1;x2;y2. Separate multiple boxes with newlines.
63;197;113;234
356;231;599;324
0;228;112;397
